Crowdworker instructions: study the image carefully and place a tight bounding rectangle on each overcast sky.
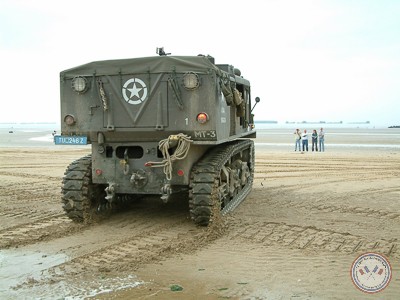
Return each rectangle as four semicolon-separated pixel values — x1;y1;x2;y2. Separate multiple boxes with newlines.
1;0;399;126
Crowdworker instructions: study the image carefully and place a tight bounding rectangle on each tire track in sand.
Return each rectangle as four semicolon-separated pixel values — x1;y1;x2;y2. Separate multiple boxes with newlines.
231;221;399;259
0;215;79;248
42;216;223;284
255;188;400;221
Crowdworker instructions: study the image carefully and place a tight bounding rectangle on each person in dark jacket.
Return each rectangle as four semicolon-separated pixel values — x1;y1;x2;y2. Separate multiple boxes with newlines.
312;129;318;151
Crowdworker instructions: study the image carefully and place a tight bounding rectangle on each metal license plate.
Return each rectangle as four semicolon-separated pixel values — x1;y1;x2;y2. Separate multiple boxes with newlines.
54;136;87;145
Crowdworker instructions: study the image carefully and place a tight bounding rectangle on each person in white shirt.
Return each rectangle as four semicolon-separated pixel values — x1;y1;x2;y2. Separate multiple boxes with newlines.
302;129;309;152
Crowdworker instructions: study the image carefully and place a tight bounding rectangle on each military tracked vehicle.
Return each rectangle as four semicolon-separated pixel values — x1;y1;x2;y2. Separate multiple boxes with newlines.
56;49;259;225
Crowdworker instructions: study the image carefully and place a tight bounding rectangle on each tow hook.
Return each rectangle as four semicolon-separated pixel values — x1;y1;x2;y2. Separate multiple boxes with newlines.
160;183;172;203
105;183;115;203
98;183;115;212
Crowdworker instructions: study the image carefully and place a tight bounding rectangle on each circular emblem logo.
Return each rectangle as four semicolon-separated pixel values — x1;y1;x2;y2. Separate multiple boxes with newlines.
351;252;392;293
122;78;148;105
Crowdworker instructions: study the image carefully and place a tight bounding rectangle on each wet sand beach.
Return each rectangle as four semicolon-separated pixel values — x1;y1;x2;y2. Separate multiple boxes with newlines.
0;127;399;299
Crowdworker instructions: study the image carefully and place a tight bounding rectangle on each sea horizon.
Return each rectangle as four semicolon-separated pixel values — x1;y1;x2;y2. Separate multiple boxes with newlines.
0;121;399;150
0;120;398;130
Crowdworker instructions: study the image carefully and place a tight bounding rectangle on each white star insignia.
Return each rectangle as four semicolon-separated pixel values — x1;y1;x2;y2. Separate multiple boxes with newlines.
127;83;142;99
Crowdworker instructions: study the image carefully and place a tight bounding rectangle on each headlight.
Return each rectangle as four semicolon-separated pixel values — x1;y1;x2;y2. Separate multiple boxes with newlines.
183;72;200;90
71;76;88;93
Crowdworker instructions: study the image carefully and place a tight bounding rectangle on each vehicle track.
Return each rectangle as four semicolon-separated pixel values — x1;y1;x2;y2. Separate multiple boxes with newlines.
36;212;225;289
260;189;400;221
60;220;193;272
0;215;79;248
0;171;61;182
0;210;64;223
230;221;399;259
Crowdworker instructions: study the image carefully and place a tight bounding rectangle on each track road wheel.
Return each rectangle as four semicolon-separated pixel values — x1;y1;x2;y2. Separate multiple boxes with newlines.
61;155;106;223
189;140;254;226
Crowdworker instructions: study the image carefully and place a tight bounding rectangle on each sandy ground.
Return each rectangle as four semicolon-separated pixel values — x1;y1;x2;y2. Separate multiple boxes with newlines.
0;129;399;299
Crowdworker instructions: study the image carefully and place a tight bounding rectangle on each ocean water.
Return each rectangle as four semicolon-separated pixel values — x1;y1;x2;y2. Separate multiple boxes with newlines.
254;121;400;150
0;123;62;147
253;121;391;130
0;122;399;150
0;123;60;130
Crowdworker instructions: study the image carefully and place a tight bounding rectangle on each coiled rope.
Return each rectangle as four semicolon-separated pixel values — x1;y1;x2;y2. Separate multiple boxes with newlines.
147;134;193;180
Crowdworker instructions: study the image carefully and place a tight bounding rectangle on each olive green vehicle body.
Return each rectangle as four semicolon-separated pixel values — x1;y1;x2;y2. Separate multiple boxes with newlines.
59;54;257;223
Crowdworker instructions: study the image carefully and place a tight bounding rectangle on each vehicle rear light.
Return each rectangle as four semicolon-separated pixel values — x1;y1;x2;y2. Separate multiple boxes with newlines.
95;169;102;175
196;113;209;124
64;114;76;126
177;169;184;176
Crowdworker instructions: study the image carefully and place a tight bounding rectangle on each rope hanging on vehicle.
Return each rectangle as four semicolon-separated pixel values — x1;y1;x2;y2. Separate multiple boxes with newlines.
146;133;193;180
97;79;109;111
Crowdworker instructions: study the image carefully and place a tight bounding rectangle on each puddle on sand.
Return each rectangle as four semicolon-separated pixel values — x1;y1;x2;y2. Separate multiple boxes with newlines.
0;249;68;298
0;249;142;299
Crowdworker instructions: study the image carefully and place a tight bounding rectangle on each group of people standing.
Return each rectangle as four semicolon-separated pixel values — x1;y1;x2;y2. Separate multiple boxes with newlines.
294;128;325;152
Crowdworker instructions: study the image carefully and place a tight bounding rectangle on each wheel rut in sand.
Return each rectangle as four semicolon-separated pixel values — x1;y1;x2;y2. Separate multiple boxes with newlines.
261;190;400;221
0;171;61;182
230;221;399;259
0;215;79;248
52;219;197;274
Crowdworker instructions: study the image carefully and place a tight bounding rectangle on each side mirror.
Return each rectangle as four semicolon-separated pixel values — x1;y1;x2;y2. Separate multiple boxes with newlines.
251;97;260;112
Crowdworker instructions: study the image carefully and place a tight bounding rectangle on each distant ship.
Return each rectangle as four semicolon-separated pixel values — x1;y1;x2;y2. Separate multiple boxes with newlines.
348;121;370;124
292;121;342;124
286;121;327;124
256;120;278;124
286;121;373;125
388;125;400;128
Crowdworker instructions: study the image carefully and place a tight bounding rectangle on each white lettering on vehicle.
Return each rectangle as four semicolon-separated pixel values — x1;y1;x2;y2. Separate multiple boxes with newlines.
194;130;216;139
